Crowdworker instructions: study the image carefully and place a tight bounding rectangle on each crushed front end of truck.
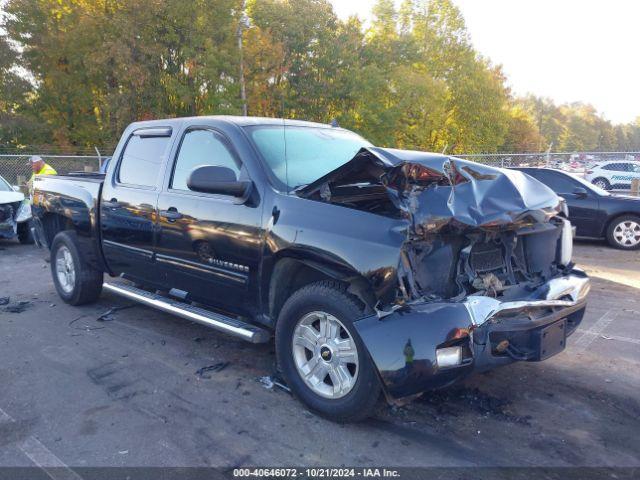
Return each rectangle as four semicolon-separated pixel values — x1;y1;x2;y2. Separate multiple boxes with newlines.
297;147;590;400
0;191;31;241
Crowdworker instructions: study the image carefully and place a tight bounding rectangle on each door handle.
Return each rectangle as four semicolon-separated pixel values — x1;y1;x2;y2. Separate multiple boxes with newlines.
160;208;183;221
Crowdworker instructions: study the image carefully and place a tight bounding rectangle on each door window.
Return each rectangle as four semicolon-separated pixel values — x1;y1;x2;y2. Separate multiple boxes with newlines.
171;129;241;191
534;171;578;194
118;135;170;187
603;163;627;172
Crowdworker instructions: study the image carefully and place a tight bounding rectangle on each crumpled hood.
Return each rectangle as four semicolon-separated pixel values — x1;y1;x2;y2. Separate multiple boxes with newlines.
0;191;24;204
297;147;561;233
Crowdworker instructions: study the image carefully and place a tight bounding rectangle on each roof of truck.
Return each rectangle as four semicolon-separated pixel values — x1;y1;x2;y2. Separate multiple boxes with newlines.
128;115;334;129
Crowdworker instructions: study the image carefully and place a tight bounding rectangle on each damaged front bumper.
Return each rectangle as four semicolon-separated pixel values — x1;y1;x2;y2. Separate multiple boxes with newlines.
353;269;590;400
0;219;17;239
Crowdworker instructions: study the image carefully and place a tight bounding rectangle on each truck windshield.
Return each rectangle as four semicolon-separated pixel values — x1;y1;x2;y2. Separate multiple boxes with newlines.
248;126;371;190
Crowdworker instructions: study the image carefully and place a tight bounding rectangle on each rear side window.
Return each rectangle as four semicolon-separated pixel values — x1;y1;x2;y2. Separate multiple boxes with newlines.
603;163;627;172
171;129;241;191
118;135;170;187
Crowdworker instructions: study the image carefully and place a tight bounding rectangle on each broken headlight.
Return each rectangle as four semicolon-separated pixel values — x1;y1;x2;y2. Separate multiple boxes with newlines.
559;198;569;217
15;201;32;223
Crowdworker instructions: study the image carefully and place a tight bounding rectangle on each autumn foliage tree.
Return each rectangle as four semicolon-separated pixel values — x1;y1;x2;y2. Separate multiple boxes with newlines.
0;0;638;153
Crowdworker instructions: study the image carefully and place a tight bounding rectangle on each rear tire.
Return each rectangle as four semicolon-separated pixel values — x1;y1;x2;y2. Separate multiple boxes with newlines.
50;231;103;305
17;221;34;244
592;177;610;190
276;280;380;422
606;215;640;250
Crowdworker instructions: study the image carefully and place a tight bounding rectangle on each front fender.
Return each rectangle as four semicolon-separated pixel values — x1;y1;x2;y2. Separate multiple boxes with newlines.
354;303;475;399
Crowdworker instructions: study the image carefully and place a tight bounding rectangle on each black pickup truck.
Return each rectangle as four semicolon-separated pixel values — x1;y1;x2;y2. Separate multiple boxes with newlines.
32;116;590;421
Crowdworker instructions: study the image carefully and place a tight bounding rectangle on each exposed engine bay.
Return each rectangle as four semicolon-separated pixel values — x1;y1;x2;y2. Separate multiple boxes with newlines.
398;220;570;301
298;147;572;304
0;201;21;238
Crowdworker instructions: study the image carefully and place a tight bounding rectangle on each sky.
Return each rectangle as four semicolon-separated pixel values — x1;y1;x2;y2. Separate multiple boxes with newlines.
328;0;640;124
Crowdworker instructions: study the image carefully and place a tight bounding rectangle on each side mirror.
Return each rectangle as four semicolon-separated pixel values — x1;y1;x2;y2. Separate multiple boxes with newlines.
187;165;252;199
572;187;588;198
12;185;21;192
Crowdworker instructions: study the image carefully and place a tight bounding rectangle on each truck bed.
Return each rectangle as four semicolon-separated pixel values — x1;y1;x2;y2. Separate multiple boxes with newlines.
31;173;104;253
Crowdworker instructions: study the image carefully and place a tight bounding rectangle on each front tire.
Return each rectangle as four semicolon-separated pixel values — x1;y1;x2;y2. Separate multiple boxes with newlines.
17;221;34;244
50;231;103;305
276;280;380;422
606;215;640;250
592;177;610;190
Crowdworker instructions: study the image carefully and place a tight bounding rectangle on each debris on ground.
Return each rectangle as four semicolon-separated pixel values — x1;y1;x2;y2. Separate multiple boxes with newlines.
418;387;532;426
2;300;33;313
259;374;291;394
97;304;137;322
195;362;230;378
68;315;105;331
0;297;9;306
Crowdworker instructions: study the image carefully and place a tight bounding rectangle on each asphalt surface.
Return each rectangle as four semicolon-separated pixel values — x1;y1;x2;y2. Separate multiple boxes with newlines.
0;239;639;471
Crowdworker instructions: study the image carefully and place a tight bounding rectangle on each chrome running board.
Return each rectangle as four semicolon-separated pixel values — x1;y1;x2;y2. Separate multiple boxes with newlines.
103;282;270;343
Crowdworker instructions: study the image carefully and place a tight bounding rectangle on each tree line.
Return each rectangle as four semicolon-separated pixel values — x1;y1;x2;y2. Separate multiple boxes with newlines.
1;0;639;155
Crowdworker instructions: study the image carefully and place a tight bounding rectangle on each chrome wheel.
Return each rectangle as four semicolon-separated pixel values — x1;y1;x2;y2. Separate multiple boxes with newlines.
292;311;359;399
593;179;609;190
613;220;640;247
55;245;76;294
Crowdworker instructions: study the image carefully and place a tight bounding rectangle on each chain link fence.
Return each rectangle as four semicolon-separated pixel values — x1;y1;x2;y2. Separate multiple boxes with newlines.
456;151;640;171
1;150;639;191
0;155;102;187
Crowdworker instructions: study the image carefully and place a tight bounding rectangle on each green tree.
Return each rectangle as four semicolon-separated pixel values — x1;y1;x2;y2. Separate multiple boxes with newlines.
412;0;510;153
502;104;545;153
1;0;638;155
0;33;44;147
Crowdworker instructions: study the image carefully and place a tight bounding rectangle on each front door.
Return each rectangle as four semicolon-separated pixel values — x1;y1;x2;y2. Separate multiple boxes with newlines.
155;127;263;316
534;170;603;237
100;127;173;285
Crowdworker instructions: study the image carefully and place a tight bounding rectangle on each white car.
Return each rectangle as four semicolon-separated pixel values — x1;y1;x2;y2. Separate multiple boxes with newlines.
0;175;33;244
584;160;640;190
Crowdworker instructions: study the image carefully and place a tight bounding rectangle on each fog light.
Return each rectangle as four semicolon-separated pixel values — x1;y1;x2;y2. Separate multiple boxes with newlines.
436;346;462;368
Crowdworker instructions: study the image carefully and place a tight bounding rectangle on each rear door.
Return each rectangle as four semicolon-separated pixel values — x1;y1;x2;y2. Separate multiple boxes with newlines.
154;126;264;316
100;127;173;285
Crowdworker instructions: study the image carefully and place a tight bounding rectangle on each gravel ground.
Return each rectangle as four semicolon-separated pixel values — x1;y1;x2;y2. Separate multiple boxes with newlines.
0;239;639;474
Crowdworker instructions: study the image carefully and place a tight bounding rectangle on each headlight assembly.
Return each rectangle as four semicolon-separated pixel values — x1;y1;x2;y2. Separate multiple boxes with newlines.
559;217;573;266
559;198;569;217
15;200;32;223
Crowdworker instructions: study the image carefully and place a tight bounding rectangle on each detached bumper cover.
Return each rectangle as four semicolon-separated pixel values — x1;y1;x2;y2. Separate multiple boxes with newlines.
354;269;590;399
